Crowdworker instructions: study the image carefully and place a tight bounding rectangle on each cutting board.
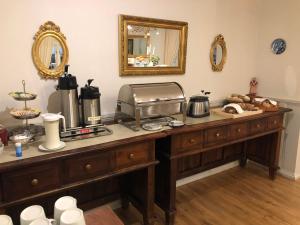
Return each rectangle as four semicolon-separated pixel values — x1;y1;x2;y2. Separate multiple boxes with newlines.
212;107;263;119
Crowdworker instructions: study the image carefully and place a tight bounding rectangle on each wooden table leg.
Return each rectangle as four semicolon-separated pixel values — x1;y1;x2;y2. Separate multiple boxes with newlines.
240;142;248;168
142;165;155;225
269;131;282;180
155;153;177;225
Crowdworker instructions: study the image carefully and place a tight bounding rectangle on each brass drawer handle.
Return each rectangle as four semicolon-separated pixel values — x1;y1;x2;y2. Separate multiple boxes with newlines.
189;139;196;144
31;178;39;186
85;164;92;171
216;133;220;137
128;153;135;160
237;128;241;133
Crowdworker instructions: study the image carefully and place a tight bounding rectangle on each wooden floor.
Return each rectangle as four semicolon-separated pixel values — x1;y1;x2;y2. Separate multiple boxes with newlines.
116;162;300;225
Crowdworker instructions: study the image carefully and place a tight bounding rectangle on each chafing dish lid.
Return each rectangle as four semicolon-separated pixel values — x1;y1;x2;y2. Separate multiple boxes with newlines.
118;82;185;105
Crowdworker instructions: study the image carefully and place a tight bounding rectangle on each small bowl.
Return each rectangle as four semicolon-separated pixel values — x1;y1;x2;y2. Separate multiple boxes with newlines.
10;133;33;144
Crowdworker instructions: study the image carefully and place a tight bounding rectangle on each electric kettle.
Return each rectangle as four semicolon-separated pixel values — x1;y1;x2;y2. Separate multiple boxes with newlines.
187;91;211;118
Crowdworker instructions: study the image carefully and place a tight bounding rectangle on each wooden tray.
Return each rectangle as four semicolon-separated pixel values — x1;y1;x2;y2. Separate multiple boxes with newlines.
211;108;263;119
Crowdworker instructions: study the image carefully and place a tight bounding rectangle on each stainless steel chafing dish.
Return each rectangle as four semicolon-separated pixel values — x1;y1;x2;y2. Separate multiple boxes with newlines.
117;82;187;129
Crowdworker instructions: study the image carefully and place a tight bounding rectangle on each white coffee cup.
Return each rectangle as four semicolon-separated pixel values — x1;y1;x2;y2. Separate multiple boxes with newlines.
54;196;77;224
29;218;55;225
0;215;13;225
20;205;46;225
60;209;86;225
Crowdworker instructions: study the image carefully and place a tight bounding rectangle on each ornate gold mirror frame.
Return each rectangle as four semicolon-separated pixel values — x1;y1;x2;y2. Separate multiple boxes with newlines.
210;34;227;72
119;15;188;76
32;21;69;79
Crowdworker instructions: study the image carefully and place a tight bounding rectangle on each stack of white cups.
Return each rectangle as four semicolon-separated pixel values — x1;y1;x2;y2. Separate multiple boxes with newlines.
20;205;51;225
18;196;86;225
0;215;13;225
54;196;86;225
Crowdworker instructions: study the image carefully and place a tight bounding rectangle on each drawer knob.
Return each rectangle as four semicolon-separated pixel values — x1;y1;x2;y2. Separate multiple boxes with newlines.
274;120;277;124
85;164;92;171
31;179;39;186
189;139;196;144
216;133;220;137
256;124;261;128
128;153;135;160
237;128;241;133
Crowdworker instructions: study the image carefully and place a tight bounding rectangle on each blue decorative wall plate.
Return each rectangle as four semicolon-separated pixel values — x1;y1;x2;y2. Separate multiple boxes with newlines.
271;38;286;55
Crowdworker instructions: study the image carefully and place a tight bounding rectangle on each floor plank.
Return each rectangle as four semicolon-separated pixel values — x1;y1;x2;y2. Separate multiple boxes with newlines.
116;163;300;225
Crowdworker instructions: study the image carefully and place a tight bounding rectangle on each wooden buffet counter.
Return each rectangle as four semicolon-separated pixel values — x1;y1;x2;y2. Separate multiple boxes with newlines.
0;108;291;225
155;108;291;225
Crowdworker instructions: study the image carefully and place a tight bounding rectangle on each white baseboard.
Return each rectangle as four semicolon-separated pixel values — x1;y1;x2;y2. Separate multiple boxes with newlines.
176;161;239;187
279;169;300;180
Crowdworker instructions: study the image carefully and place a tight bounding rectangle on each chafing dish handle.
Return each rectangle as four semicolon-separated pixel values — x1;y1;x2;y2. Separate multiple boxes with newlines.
182;102;187;122
135;107;141;130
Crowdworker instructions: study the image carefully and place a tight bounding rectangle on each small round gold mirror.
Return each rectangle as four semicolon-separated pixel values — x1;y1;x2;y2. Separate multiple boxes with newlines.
32;21;69;79
210;34;227;72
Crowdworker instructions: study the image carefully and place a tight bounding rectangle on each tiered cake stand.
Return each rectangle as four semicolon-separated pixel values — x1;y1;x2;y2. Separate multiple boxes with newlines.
9;80;41;144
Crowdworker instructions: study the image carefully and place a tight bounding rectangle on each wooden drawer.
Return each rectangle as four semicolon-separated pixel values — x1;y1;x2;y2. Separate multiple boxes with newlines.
172;131;203;154
115;142;153;170
249;119;266;134
64;151;114;183
2;162;60;201
267;115;283;130
204;126;227;147
228;122;248;140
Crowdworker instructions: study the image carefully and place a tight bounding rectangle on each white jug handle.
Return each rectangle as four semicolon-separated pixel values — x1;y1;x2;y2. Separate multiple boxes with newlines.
58;114;66;132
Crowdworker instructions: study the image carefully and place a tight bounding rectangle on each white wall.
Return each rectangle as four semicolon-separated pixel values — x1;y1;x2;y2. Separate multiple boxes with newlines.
0;0;258;126
256;0;300;178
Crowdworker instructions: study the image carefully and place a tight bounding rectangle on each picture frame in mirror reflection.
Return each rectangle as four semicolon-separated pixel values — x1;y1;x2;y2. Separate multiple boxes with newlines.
119;15;188;76
210;34;227;72
32;21;69;79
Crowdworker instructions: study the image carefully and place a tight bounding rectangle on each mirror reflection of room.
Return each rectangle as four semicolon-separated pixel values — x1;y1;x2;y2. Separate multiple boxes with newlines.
213;44;222;65
39;37;64;70
127;25;180;67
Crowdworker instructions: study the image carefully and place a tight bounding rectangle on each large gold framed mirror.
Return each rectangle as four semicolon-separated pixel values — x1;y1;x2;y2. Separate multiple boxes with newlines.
210;34;227;72
119;15;188;76
32;21;69;79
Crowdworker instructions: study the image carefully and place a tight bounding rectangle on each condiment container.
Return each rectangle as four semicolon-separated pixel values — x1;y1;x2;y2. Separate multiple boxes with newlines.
15;142;22;157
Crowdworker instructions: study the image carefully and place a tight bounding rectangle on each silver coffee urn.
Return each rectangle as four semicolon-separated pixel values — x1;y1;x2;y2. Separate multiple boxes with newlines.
57;65;80;129
80;79;101;126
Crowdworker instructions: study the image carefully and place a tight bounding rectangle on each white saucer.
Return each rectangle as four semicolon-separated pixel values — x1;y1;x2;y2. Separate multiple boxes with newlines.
142;123;163;131
168;120;185;127
38;141;66;152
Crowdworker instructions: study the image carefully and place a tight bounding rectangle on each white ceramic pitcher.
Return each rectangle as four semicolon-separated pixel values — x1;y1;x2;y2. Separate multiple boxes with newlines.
41;113;66;150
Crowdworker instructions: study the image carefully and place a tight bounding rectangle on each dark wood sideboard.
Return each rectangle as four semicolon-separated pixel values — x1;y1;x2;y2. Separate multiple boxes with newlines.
0;132;164;225
0;108;291;225
155;108;291;225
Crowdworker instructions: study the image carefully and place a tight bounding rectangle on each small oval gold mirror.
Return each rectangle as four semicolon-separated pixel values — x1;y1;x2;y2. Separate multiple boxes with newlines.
32;21;69;79
210;34;227;72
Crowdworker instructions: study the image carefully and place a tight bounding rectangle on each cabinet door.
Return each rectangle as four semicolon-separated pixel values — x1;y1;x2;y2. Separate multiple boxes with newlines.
64;151;114;183
2;162;61;201
204;126;228;147
116;141;154;170
201;148;223;166
172;131;203;154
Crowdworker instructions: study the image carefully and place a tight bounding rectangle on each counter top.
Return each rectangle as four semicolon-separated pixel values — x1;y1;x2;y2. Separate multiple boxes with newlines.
0;108;290;170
